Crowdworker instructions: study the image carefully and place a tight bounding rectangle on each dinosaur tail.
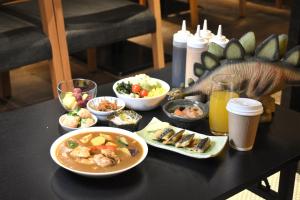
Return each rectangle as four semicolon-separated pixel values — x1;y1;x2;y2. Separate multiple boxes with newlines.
285;70;300;86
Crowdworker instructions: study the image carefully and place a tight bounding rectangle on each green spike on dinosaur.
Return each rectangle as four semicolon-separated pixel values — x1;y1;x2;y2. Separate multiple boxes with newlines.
201;51;220;70
193;63;205;77
239;31;256;54
283;46;300;67
279;34;288;57
208;42;224;58
224;39;245;60
255;34;279;61
188;78;195;86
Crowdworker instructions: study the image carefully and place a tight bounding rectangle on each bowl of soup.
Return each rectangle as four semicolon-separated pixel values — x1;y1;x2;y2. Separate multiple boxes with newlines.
50;127;148;177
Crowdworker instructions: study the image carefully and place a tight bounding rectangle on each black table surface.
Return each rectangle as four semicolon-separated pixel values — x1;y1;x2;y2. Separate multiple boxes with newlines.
1;67;300;200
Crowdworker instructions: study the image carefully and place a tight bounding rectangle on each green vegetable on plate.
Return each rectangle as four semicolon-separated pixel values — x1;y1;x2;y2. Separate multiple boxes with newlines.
67;140;78;149
116;82;132;94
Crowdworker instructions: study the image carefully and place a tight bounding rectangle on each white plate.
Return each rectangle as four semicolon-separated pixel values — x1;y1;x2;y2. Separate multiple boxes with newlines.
50;127;148;177
136;118;227;159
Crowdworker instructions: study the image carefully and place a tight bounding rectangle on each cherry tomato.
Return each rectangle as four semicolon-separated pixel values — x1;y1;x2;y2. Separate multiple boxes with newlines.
140;89;148;97
132;84;141;94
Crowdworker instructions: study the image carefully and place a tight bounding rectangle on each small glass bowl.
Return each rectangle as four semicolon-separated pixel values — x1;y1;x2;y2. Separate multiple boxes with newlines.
57;79;97;111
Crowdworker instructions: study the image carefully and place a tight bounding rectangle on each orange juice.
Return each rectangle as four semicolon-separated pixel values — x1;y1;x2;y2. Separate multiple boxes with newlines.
209;90;239;135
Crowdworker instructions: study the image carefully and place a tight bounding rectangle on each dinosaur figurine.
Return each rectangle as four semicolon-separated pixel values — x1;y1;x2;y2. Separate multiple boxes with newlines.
168;32;300;122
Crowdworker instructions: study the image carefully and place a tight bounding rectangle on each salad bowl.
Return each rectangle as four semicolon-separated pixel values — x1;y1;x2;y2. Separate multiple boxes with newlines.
113;74;170;111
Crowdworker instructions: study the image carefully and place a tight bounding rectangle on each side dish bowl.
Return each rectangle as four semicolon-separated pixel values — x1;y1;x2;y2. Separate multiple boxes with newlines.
112;77;170;111
50;127;148;177
59;113;98;132
108;110;142;131
163;99;208;122
87;96;125;121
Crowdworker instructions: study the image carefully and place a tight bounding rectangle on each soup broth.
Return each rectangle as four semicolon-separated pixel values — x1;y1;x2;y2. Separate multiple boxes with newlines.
56;132;143;173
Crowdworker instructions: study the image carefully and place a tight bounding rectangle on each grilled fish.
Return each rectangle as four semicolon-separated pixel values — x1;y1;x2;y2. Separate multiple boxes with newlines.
163;130;184;145
153;128;174;141
193;137;211;153
175;134;194;148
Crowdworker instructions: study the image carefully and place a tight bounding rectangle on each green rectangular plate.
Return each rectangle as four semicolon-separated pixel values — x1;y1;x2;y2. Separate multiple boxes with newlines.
136;117;228;159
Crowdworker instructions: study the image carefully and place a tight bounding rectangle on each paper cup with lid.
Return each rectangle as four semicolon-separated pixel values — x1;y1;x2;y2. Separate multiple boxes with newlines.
226;98;263;151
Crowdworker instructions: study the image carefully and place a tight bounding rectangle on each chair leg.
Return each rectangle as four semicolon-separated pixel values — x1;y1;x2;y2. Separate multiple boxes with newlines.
239;0;246;17
87;48;98;72
275;0;283;8
188;0;199;29
38;0;72;98
139;0;146;6
148;0;165;69
0;71;11;99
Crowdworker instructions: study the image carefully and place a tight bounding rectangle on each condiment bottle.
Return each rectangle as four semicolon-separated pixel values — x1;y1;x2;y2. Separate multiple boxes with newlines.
210;25;229;48
172;20;192;88
185;25;208;86
200;19;214;41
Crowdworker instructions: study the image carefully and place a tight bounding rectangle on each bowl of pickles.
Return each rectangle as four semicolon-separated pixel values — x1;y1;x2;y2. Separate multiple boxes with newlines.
107;110;142;131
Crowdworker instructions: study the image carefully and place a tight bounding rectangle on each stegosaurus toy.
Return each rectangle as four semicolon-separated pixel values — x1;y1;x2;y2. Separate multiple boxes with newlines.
168;32;300;122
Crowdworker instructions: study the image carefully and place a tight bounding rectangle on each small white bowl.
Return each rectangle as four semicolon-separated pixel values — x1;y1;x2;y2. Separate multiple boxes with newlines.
113;78;170;111
50;127;148;177
87;96;125;121
59;113;98;132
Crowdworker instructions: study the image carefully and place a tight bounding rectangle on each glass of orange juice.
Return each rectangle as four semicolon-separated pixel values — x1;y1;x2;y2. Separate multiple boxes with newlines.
209;74;239;135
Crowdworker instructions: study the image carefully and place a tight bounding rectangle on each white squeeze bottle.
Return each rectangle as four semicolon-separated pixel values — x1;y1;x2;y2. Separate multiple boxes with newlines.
210;25;229;48
200;19;215;41
185;25;209;86
172;20;192;88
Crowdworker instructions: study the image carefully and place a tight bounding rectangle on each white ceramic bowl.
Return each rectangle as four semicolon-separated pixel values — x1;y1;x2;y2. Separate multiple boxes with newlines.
113;77;170;111
50;127;148;177
59;113;98;132
87;96;125;121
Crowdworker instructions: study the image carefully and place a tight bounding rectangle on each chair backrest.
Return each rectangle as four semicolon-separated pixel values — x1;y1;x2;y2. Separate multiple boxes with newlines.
0;10;51;71
3;0;156;54
1;0;30;6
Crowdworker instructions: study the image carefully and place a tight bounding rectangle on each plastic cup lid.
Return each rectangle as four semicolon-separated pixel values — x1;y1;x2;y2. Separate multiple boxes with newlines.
173;20;192;43
187;25;208;48
226;98;263;116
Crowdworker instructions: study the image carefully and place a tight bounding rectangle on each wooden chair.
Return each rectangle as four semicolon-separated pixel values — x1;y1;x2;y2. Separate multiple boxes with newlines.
0;10;52;98
239;0;284;17
139;0;199;29
3;0;165;71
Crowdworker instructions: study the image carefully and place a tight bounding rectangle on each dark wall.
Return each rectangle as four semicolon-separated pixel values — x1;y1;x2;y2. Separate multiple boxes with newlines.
281;0;300;112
